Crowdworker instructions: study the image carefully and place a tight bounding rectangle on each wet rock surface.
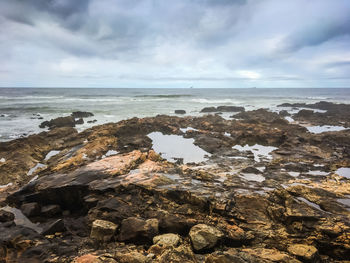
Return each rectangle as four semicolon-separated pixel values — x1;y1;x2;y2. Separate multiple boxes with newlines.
0;101;350;262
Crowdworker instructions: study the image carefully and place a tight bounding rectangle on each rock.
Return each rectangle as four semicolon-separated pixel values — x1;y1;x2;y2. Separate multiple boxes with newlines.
295;109;314;118
175;110;186;114
153;233;181;247
201;106;245;113
279;110;290;117
73;254;101;263
119;217;159;242
20;202;40;217
155;244;197;262
90;219;117;242
75;118;84;125
114;251;149;263
71;111;94;118
287;244;318;262
189;224;224;251
87;119;97;123
39;116;76;129
40;204;61;217
41;219;65;235
0;210;14;222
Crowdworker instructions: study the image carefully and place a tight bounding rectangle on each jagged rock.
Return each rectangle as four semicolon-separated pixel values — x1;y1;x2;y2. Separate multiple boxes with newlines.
114;251;149;263
75;118;84;125
41;219;65;235
175;110;186;114
71;111;94;118
90;219;117;242
287;244;318;262
20;202;40;217
0;210;14;222
119;217;159;242
201;106;245;113
156;244;197;262
189;224;224;251
40;205;61;217
153;233;181;247
39;116;76;129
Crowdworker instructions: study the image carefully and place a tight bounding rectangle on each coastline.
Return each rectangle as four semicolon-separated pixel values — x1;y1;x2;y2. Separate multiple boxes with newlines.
0;101;350;262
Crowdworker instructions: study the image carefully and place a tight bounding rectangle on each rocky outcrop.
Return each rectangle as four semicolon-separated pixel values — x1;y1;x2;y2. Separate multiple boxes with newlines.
1;106;350;262
201;106;245;113
39;116;76;129
71;111;94;118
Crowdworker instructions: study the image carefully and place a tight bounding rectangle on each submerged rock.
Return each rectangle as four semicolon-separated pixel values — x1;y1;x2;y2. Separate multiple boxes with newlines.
175;110;186;114
201;106;245;113
71;111;94;118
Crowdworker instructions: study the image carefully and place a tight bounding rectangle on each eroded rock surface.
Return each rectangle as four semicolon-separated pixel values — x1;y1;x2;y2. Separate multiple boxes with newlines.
0;102;350;262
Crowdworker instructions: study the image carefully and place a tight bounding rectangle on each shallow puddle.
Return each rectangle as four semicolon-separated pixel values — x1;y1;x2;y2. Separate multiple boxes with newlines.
284;116;294;122
0;182;13;189
44;150;60;161
0;158;5;163
306;125;348;134
180;127;198;133
27;163;47;176
148;132;210;163
335;167;350;179
233;144;277;162
296;197;323;211
288;171;300;177
240;173;265;182
307;170;329;176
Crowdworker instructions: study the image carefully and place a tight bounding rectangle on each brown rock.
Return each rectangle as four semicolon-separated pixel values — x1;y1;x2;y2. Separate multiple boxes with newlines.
90;219;117;242
119;217;159;242
189;224;224;251
287;244;318;262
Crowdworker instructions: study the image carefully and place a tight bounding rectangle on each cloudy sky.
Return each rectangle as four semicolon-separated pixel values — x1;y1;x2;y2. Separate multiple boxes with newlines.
0;0;350;88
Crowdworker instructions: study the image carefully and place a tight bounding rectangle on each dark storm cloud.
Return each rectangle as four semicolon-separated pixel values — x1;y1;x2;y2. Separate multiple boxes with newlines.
1;0;350;87
280;12;350;53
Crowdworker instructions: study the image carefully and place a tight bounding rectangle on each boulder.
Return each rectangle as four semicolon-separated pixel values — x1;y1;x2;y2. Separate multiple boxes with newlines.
279;110;290;117
189;224;224;251
114;251;149;263
40;205;61;217
39;116;76;129
90;219;118;242
0;210;14;222
153;233;181;247
71;111;94;118
75;118;84;125
20;202;41;217
175;110;186;114
119;217;159;242
41;219;66;235
287;244;318;262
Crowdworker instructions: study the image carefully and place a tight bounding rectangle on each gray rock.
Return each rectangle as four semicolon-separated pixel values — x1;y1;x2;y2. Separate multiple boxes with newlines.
20;202;40;217
153;233;181;247
189;224;224;251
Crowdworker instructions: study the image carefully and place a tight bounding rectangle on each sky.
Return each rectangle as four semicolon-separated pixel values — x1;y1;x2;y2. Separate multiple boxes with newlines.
0;0;350;88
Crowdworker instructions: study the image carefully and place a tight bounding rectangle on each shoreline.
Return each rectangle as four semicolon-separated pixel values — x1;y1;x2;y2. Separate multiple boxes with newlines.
0;101;350;262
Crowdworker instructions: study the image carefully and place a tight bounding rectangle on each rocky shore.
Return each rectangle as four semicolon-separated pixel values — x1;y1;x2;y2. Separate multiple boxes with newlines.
0;101;349;262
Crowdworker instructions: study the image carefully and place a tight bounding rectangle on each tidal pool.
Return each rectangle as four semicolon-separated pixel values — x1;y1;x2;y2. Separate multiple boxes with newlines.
180;127;198;133
240;173;265;182
336;167;350;179
233;144;278;162
44;150;61;161
306;125;348;134
148;132;210;164
27;163;47;176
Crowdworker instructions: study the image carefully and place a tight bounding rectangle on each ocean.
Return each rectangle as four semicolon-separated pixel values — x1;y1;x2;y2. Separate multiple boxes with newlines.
1;88;350;142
